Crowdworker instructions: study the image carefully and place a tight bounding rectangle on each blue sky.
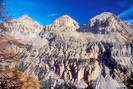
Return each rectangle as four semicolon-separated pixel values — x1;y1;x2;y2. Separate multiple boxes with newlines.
6;0;133;26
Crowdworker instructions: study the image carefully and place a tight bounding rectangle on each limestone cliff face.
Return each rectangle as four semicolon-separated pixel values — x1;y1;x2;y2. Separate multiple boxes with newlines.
82;12;133;89
44;15;79;32
86;12;133;35
4;15;43;41
2;12;133;89
18;16;99;89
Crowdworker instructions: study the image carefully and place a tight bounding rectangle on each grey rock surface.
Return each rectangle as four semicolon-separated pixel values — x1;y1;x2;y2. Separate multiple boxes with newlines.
1;12;133;89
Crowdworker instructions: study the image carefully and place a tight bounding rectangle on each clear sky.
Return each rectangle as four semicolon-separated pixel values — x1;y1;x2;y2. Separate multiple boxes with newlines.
6;0;133;26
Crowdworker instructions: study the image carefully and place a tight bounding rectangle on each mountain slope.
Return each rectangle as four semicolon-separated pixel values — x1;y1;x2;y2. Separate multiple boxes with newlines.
82;12;133;89
1;12;133;89
43;15;79;32
4;15;43;41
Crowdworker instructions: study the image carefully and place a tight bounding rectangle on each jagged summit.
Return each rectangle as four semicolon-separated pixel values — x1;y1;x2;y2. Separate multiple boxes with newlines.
16;15;40;25
1;12;133;89
90;12;118;20
84;12;132;34
55;15;75;21
58;15;72;18
53;15;79;27
44;15;79;32
18;15;33;21
88;12;120;28
4;14;43;41
79;12;133;43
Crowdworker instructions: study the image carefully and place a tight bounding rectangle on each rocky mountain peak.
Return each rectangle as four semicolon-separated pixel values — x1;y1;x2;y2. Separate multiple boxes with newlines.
80;12;133;43
3;15;43;41
53;15;79;30
1;12;132;89
44;15;79;32
91;12;117;20
86;12;122;34
18;15;33;21
54;15;76;22
17;15;40;25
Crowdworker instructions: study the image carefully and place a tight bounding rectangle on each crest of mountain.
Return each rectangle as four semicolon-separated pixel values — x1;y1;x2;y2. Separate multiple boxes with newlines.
1;12;133;89
18;15;33;21
86;12;133;34
44;15;79;32
17;15;40;25
81;12;133;44
4;15;43;41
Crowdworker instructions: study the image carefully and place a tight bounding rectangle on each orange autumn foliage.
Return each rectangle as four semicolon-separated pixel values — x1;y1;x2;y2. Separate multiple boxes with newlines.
0;68;41;89
0;34;19;61
0;33;41;89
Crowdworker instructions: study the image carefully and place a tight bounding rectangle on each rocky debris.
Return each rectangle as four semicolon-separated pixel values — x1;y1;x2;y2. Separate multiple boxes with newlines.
93;75;125;89
1;12;133;89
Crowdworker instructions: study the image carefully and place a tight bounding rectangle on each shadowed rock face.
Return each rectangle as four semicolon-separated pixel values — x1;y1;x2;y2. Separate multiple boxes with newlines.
2;12;133;89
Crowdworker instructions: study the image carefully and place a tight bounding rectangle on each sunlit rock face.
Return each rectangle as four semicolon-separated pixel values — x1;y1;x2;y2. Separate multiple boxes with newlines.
86;12;133;35
1;12;133;89
82;12;133;89
44;15;79;32
19;16;99;88
4;15;43;41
